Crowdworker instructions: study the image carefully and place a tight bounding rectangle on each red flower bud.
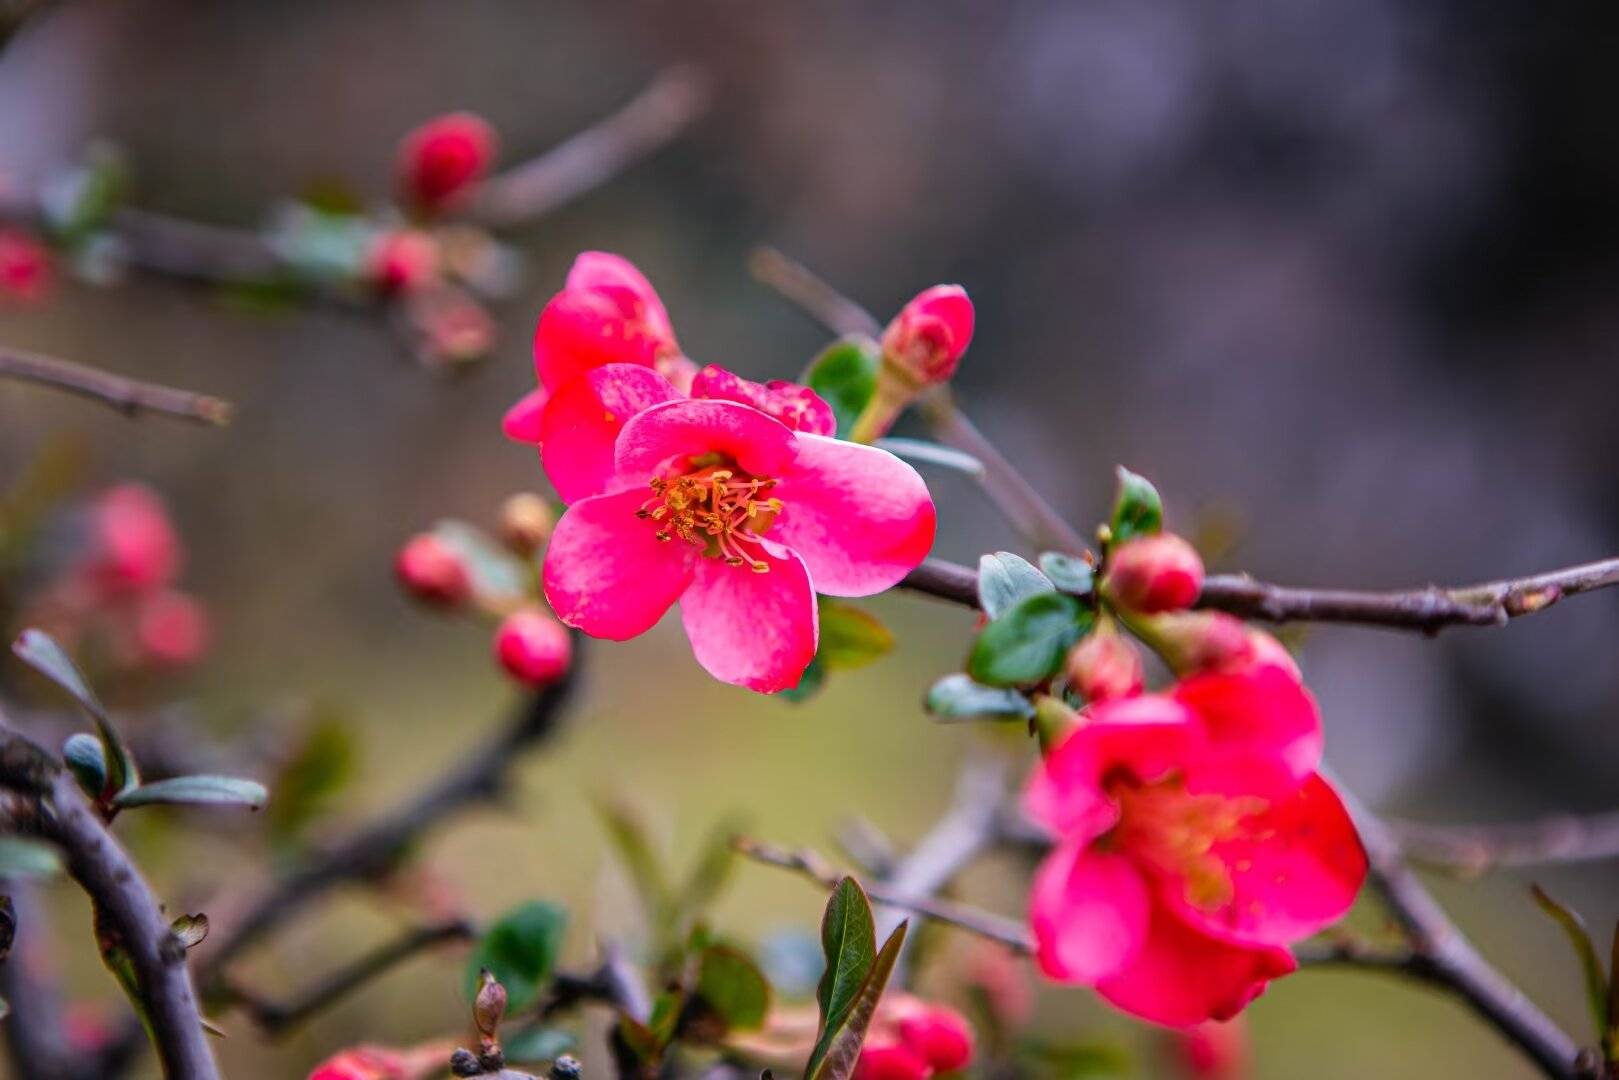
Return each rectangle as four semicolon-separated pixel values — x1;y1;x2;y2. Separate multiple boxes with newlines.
396;112;497;214
1103;534;1204;613
898;1006;975;1073
880;285;974;386
1140;612;1300;681
136;591;209;667
0;228;51;303
394;534;471;608
853;1040;933;1080
365;229;439;294
91;484;181;595
494;609;572;686
1064;630;1144;703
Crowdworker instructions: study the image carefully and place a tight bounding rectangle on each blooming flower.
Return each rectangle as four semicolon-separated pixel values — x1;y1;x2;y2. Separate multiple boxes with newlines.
541;391;935;692
1023;663;1365;1026
396;112;497;214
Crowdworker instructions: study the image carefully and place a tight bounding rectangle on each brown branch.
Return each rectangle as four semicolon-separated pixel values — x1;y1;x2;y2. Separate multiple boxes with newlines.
0;345;233;425
898;555;1619;633
1390;811;1619;873
747;247;882;340
0;725;220;1079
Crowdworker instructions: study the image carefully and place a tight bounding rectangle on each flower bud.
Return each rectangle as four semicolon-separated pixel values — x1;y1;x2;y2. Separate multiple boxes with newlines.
853;1040;932;1080
880;285;975;387
1103;534;1204;614
395;533;471;608
1138;612;1299;680
499;493;555;554
396;112;498;215
136;591;209;667
365;229;439;294
474;968;507;1040
1064;630;1143;703
0;227;51;303
91;484;181;595
897;1006;975;1073
494;609;572;686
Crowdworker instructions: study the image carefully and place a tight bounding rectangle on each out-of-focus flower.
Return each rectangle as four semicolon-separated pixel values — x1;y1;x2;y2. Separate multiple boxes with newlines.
1172;1018;1249;1079
880;285;975;388
395;533;471;608
88;484;181;596
307;1040;453;1080
494;608;572;686
542;395;935;692
136;591;209;667
855;995;975;1080
1023;666;1365;1026
396;112;498;215
1103;533;1204;614
365;229;439;294
0;227;52;303
853;1042;932;1080
1139;612;1300;681
408;285;496;366
1065;627;1145;703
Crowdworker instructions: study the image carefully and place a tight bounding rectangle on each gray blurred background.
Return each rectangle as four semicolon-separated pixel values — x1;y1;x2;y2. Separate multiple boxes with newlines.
1;1;1617;1076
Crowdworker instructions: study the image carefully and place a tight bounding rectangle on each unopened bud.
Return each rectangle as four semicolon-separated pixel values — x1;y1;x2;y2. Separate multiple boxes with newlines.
397;113;498;215
896;1005;975;1073
0;227;52;304
365;229;439;294
1064;630;1143;704
1103;534;1204;614
1134;611;1299;681
395;533;472;608
474;968;507;1040
880;285;975;387
494;609;572;686
499;493;555;554
1031;694;1079;755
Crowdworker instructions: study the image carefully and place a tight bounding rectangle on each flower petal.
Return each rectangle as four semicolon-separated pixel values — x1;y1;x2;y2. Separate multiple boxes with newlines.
1164;774;1367;947
615;399;799;486
565;251;673;340
678;542;817;692
1175;665;1323;797
539;365;681;503
502;387;550;444
908;284;975;353
532;286;671;391
543;489;695;640
771;435;936;596
1029;841;1150;985
1094;903;1297;1027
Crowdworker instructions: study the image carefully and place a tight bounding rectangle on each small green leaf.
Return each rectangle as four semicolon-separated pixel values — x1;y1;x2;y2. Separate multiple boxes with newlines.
1531;884;1609;1041
696;945;771;1032
466;901;568;1012
1109;467;1162;543
0;837;62;879
113;775;268;811
597;801;673;927
268;712;356;847
977;552;1055;619
805;336;880;439
672;815;742;933
781;657;827;704
807;921;908;1080
12;629;135;800
171;913;209;950
502;1026;576;1064
1039;552;1095;596
925;674;1035;722
62;732;108;799
619;988;685;1062
818;601;895;672
809;878;877;1078
873;438;985;478
968;592;1091;688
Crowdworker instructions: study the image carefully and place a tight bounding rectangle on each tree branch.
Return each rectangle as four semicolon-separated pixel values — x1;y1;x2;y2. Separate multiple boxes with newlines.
1389;811;1619;873
0;345;234;425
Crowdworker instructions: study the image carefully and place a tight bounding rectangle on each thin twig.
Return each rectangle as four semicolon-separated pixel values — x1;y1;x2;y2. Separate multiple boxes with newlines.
732;835;1033;954
1390;811;1619;873
898;555;1619;634
0;345;234;425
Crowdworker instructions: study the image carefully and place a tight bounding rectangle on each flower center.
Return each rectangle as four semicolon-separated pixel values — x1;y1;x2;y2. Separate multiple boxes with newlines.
1103;772;1264;911
636;460;783;573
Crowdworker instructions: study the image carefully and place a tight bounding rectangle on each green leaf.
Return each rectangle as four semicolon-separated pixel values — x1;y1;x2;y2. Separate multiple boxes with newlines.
781;657;826;704
968;592;1091;688
1531;885;1609;1040
62;732;108;799
808;878;877;1078
502;1025;576;1064
0;837;62;879
805;336;880;439
12;629;135;800
977;552;1055;619
171;913;209;950
807;920;908;1080
818;601;895;672
619;988;685;1063
597;801;673;926
466;901;569;1011
431;520;529;608
696;945;771;1032
925;674;1035;722
113;775;268;811
1038;552;1095;597
1109;467;1162;543
268;712;356;846
873;438;985;478
672;816;743;932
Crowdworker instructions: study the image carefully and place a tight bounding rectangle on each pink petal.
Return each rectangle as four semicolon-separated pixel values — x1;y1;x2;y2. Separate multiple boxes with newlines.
770;435;936;596
908;284;975;354
543;489;695;640
1094;902;1297;1027
1163;774;1367;947
532;287;671;392
1029;841;1150;985
1175;665;1323;798
539;365;682;503
615;399;799;486
1023;694;1199;839
565;251;673;340
502;387;550;444
678;541;817;692
689;365;836;436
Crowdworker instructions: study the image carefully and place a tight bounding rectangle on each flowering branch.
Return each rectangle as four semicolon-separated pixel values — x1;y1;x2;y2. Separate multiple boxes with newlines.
0;344;234;425
1390;811;1619;873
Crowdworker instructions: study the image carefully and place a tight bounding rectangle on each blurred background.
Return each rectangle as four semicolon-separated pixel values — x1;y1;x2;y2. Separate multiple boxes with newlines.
2;1;1617;1076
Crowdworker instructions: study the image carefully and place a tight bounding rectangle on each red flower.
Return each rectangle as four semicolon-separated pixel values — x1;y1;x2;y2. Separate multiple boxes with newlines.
0;228;51;303
1103;533;1204;614
396;112;497;214
494;608;573;686
880;285;975;386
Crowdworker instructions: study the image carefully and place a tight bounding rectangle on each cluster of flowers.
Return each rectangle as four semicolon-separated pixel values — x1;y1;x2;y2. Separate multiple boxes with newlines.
21;483;209;673
1022;531;1367;1026
504;252;957;692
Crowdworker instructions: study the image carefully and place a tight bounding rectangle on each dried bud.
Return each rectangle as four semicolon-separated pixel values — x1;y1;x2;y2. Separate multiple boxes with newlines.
397;112;498;215
499;493;555;554
395;533;472;608
1064;630;1143;703
0;227;52;303
449;1048;482;1077
494;609;572;686
549;1055;583;1080
1102;534;1204;614
365;229;439;294
474;968;507;1040
880;285;975;387
135;590;210;667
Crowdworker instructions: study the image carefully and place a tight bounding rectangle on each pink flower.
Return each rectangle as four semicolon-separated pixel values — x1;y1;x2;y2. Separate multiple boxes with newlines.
135;590;209;667
1103;534;1204;614
0;228;51;303
1023;666;1365;1026
881;285;975;386
396;112;497;214
855;995;975;1080
395;533;471;608
541;392;935;692
494;608;573;686
88;484;181;596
